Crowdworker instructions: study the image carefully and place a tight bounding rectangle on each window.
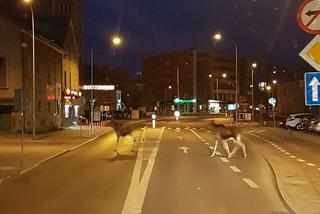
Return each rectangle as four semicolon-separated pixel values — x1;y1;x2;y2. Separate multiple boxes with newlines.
0;57;7;88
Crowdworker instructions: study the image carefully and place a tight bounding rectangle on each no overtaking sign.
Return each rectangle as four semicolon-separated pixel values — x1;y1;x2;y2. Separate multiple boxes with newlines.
297;0;320;34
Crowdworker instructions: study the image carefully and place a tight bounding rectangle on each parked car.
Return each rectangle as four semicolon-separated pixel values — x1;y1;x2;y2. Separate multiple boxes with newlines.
297;115;314;131
310;121;320;134
309;115;320;134
285;113;311;129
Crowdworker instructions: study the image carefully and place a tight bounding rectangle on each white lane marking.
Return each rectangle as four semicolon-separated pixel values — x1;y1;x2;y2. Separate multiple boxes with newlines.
216;151;222;156
122;128;164;214
285;152;290;155
190;129;203;140
200;128;205;131
220;157;230;163
280;150;286;152
317;168;320;171
0;166;17;170
297;159;306;163
255;129;266;133
230;166;242;173
184;128;188;130
201;139;206;142
306;163;316;167
290;155;297;158
205;142;210;146
168;128;172;130
242;178;260;189
179;146;190;154
177;136;183;141
207;130;212;133
209;146;214;150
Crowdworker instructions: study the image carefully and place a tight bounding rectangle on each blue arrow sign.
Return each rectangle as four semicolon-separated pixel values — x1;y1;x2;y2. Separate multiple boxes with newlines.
305;72;320;106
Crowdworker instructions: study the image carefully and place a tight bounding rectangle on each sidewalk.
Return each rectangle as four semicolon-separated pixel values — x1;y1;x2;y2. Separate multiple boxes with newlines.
0;125;112;183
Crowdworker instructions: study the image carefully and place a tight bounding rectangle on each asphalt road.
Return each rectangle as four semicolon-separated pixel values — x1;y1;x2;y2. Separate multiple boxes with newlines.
0;119;291;214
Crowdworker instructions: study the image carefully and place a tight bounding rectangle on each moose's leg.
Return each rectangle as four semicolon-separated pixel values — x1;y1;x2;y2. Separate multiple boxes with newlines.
237;136;247;159
230;136;247;159
229;142;240;158
222;140;231;158
210;140;219;157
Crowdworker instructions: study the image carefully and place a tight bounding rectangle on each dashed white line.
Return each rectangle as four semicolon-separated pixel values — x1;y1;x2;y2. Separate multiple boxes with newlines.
190;129;203;139
220;157;230;163
297;159;306;163
306;163;316;167
290;155;297;158
230;166;242;173
209;146;214;150
242;178;260;189
201;139;206;142
205;142;210;145
285;152;290;155
317;168;320;171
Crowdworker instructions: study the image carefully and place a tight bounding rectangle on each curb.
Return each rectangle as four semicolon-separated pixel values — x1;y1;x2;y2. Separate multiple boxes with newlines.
0;129;112;185
264;157;297;214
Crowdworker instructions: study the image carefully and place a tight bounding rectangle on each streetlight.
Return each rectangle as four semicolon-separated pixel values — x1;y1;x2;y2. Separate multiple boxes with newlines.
23;0;36;139
111;35;122;47
90;34;123;135
164;85;172;116
251;63;257;122
272;79;278;84
213;33;239;126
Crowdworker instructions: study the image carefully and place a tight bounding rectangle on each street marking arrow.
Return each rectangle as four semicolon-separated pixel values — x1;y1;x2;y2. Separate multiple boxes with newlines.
309;76;320;101
179;146;190;154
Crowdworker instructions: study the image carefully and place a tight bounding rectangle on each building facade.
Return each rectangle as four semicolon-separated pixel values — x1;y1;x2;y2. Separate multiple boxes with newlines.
0;0;82;132
142;50;252;114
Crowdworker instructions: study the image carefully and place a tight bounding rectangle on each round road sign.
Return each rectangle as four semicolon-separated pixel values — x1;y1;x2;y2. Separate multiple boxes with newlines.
297;0;320;34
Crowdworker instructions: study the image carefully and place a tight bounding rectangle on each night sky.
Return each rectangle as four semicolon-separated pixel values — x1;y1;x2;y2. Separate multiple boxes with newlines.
83;0;313;74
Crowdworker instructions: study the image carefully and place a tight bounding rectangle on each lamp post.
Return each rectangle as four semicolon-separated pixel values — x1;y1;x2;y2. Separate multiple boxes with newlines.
23;0;36;139
213;33;239;126
90;35;123;136
164;85;172;116
251;63;257;121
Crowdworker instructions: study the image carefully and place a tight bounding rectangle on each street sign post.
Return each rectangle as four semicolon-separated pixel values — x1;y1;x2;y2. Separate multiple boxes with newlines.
268;97;277;107
297;0;320;34
299;35;320;71
305;72;320;106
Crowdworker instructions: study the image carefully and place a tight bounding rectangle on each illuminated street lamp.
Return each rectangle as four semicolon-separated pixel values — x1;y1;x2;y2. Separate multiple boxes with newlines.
222;73;227;79
112;35;122;47
266;85;272;91
164;85;172;116
23;0;36;139
213;33;239;126
90;34;123;135
272;80;278;84
251;63;257;121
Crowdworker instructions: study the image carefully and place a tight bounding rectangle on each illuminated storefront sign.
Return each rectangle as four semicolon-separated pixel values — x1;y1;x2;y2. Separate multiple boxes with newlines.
80;85;115;91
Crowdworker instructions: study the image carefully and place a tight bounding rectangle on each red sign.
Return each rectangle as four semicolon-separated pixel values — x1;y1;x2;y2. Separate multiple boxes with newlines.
297;0;320;34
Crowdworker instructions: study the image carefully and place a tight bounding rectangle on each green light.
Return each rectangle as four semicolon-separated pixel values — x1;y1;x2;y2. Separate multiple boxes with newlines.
174;98;196;104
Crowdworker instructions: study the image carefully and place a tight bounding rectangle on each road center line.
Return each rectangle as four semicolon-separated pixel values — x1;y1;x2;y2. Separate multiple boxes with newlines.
230;166;241;173
306;163;316;167
220;157;230;163
122;127;164;214
242;178;260;189
190;129;203;139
